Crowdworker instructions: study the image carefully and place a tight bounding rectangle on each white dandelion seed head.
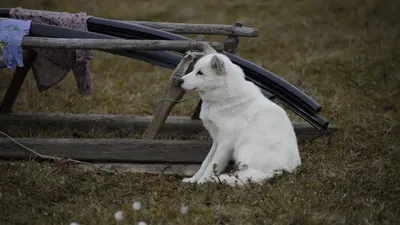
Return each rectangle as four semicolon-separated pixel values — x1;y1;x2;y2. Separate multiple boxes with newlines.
70;223;80;225
180;205;189;215
114;210;123;221
132;201;142;210
138;221;147;225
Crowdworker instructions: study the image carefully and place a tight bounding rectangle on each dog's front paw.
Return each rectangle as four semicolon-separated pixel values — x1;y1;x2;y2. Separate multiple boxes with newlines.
182;177;197;183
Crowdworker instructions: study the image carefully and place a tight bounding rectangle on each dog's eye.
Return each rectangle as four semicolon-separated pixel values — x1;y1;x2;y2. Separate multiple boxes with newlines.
197;70;204;76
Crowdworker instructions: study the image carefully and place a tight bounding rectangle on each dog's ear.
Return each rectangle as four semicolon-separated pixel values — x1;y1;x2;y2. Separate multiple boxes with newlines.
210;55;225;75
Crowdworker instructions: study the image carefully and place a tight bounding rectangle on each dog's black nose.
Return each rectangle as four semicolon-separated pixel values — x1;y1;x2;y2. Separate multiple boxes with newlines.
178;78;184;86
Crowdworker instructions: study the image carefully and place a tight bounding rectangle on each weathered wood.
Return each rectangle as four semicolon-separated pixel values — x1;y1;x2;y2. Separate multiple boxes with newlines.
124;21;259;37
0;55;6;69
224;22;242;55
0;112;204;135
0;50;37;114
1;161;201;176
79;163;201;175
142;37;208;140
142;56;191;139
19;37;224;52
0;137;212;164
185;35;206;73
0;112;339;141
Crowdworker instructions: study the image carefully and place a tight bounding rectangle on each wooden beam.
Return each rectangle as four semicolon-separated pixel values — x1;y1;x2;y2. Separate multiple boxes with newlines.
0;50;37;114
124;21;260;37
142;54;193;139
1;161;201;176
0;55;6;69
142;37;208;140
0;137;212;164
0;112;204;135
223;21;242;55
18;38;224;52
0;112;338;141
80;163;201;175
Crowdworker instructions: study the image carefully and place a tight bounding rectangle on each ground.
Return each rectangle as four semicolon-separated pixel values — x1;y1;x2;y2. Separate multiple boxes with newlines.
0;0;399;224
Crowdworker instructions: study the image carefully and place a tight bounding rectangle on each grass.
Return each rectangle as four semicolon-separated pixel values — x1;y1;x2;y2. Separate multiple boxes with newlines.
1;0;400;224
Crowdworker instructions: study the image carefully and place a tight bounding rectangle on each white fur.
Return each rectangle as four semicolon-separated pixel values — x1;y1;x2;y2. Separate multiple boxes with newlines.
180;53;301;186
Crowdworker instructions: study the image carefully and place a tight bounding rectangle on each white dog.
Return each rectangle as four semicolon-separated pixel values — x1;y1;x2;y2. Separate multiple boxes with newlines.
179;53;301;186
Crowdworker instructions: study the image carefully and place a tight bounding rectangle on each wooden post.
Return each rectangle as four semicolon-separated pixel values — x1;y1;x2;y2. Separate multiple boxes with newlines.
191;22;242;120
224;22;243;55
184;35;206;73
142;36;206;140
0;55;6;69
0;50;37;114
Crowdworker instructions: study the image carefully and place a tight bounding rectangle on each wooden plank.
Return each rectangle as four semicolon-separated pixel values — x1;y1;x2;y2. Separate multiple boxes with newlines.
124;21;259;37
0;160;201;176
142;55;192;139
0;112;205;135
184;35;206;73
142;37;207;140
0;50;37;114
0;137;212;164
0;112;338;141
223;22;242;55
0;55;5;69
19;38;224;52
79;163;201;175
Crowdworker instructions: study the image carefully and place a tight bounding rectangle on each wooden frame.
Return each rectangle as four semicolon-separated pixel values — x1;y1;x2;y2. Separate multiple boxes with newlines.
0;55;5;68
0;137;212;164
14;37;224;51
0;112;337;141
143;35;207;139
0;19;337;169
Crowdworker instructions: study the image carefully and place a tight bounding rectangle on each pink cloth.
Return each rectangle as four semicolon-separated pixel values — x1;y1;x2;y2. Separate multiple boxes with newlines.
10;7;94;94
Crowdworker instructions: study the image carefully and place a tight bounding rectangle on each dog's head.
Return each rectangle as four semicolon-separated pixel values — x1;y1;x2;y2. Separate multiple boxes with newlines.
179;53;232;92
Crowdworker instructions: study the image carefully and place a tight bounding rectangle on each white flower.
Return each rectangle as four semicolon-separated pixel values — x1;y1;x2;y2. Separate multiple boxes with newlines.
138;221;147;225
114;210;123;221
180;205;189;215
132;201;142;210
70;223;79;225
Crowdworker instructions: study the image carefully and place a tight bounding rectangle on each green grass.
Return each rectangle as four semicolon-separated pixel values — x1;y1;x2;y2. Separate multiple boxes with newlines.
1;0;400;224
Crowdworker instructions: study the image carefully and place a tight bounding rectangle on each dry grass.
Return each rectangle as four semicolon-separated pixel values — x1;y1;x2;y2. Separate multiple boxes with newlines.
0;0;400;224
